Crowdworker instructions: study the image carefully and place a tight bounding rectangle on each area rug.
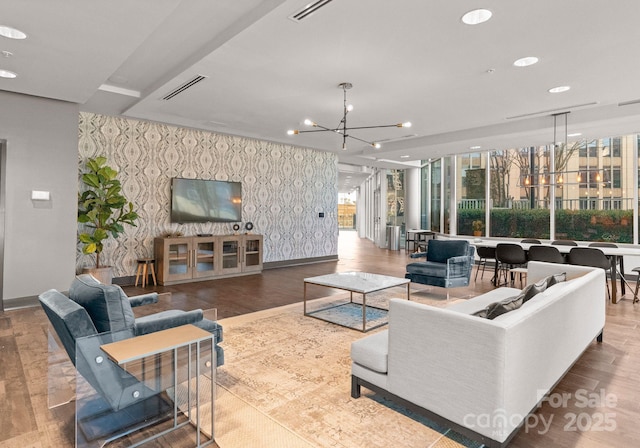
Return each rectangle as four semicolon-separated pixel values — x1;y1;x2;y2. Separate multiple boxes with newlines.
215;288;483;448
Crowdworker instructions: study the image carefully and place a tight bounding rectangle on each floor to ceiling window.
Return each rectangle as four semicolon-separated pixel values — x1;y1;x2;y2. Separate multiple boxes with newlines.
338;192;357;229
430;160;441;232
421;132;640;243
456;152;485;235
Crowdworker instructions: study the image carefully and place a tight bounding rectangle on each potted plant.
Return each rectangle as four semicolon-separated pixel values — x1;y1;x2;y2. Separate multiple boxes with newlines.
78;156;139;283
472;220;484;237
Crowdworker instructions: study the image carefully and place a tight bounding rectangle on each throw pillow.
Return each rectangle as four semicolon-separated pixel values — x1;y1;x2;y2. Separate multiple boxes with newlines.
472;272;568;320
545;272;567;287
472;291;526;319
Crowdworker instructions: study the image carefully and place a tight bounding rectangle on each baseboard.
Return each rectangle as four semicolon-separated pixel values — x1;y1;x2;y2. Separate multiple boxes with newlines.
3;295;40;310
263;255;338;270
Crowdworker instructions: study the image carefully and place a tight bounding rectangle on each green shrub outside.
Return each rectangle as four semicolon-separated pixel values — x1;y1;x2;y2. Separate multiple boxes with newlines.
457;208;633;243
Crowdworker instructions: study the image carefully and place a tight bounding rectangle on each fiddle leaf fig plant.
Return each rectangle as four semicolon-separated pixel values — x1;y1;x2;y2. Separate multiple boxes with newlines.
78;156;139;268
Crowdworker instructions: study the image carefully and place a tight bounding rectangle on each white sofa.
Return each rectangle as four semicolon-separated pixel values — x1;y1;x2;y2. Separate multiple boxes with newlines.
350;261;606;447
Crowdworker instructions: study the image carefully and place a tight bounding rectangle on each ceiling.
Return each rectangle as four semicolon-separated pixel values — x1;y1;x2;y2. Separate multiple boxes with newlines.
3;0;640;193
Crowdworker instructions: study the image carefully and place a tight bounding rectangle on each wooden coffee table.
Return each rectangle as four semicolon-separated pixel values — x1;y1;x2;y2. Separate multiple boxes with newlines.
303;272;410;332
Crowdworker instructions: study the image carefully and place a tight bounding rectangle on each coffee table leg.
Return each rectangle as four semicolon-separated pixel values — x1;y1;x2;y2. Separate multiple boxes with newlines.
407;283;410;301
303;282;307;314
362;293;367;332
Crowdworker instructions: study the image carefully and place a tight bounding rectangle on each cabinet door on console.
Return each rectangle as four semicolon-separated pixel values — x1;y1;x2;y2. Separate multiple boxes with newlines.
219;235;243;275
243;235;263;273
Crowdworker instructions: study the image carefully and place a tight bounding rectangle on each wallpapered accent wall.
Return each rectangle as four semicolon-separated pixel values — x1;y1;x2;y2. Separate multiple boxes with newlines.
77;112;338;278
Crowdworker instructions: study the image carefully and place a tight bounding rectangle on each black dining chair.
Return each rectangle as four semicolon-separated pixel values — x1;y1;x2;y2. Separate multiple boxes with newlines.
551;239;578;246
589;242;628;295
495;243;528;287
521;238;541;244
475;246;496;283
527;245;565;264
567;247;611;300
551;239;578;262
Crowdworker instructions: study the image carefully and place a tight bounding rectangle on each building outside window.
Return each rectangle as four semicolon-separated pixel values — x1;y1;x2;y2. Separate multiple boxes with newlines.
421;133;636;243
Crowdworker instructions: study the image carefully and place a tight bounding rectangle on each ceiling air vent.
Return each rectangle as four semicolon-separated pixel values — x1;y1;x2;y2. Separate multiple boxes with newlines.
288;0;333;22
162;75;207;101
618;99;640;107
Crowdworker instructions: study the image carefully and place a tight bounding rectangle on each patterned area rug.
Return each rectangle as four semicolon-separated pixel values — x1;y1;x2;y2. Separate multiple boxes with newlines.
216;287;483;448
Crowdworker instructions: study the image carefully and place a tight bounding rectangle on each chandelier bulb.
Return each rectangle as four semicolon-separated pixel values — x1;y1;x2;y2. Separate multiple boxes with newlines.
346;104;354;112
373;142;381;149
402;122;412;128
342;142;347;151
287;129;298;135
304;119;315;126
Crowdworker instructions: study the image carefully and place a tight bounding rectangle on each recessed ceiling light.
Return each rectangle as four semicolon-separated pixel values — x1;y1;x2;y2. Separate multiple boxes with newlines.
549;85;571;93
567;132;582;137
470;145;482;150
461;9;492;25
400;155;410;158
0;25;27;40
0;69;17;78
513;56;539;67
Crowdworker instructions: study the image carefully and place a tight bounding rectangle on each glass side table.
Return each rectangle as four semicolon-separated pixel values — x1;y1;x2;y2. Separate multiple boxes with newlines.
75;324;216;447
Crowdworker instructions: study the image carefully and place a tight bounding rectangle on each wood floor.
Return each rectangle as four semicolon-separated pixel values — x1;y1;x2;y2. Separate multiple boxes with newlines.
0;230;638;447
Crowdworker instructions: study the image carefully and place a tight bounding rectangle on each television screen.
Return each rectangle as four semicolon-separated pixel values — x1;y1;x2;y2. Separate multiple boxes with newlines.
171;178;242;223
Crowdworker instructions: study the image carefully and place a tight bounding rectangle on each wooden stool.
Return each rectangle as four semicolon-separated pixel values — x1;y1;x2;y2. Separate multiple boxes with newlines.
135;258;157;288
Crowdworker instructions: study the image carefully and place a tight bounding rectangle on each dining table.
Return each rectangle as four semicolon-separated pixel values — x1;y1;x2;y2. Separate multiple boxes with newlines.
470;239;640;304
406;229;436;252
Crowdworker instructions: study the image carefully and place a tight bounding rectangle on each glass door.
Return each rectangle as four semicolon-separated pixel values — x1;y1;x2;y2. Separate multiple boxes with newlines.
164;238;192;282
219;236;242;275
193;237;216;278
243;235;263;272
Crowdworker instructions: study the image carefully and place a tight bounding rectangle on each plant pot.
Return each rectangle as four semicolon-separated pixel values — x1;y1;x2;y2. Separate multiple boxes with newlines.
473;230;482;237
82;266;113;284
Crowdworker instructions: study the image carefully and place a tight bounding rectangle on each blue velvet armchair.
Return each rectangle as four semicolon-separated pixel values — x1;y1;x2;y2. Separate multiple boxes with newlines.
39;274;224;443
405;239;475;288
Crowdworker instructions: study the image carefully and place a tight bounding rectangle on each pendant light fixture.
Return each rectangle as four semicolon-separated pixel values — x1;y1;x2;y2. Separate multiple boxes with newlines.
287;82;411;150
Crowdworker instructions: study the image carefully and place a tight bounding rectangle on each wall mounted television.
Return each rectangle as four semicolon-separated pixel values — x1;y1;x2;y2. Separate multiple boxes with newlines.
170;178;242;223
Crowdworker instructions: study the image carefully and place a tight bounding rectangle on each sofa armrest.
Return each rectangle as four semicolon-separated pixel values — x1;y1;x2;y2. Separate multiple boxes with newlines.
409;252;427;259
128;292;159;308
134;309;203;335
386;299;509;439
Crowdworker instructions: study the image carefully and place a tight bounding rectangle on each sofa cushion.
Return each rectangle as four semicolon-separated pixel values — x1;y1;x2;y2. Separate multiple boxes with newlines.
351;330;389;374
406;261;447;277
69;274;135;333
426;240;469;263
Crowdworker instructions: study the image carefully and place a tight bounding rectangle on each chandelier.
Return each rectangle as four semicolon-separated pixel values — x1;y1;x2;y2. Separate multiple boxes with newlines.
287;82;411;150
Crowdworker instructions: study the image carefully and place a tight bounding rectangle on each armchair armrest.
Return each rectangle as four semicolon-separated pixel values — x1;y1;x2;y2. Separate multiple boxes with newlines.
134;309;204;335
409;252;428;259
446;255;473;278
128;292;159;308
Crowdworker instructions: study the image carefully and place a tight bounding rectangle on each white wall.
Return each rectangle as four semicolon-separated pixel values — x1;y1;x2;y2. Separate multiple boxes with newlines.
0;92;79;299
